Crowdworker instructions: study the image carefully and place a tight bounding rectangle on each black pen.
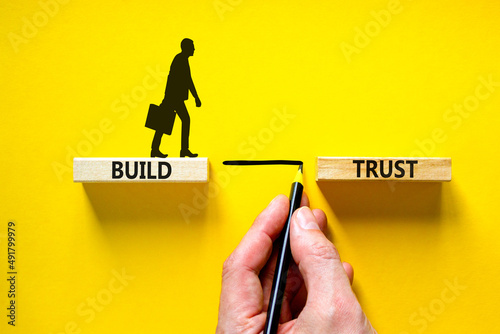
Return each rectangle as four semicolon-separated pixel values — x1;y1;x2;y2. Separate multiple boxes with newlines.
264;164;304;334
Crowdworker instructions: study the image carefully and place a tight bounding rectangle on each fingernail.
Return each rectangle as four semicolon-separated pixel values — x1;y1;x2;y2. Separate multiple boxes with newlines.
296;207;320;230
269;195;280;206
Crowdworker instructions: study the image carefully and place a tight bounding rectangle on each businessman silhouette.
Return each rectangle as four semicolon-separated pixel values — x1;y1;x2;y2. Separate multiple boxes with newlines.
151;38;201;158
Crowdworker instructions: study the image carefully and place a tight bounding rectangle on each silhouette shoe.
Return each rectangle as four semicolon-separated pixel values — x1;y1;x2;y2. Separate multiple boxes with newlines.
150;149;168;158
180;149;198;158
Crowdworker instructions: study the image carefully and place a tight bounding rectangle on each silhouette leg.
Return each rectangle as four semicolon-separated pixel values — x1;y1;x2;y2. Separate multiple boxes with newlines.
176;102;198;157
151;131;167;158
176;102;191;150
152;131;162;150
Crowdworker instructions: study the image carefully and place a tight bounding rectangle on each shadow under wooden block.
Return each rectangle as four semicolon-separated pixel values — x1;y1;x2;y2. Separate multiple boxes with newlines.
318;181;443;222
83;182;210;224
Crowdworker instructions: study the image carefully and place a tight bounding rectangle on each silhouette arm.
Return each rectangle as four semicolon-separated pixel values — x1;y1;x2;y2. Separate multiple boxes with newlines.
188;66;201;107
188;72;199;100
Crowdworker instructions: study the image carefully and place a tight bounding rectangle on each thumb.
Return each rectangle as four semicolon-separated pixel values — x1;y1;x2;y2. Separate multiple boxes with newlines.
290;207;354;312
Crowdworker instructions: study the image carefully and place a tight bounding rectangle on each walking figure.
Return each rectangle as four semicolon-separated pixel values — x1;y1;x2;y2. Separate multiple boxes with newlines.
151;38;201;158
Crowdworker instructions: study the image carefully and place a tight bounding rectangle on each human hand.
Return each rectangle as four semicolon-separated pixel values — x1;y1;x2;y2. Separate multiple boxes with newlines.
216;194;377;334
195;97;202;107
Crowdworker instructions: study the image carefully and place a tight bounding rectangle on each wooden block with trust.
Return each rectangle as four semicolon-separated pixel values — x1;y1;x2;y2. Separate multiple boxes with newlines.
73;158;208;183
316;157;451;182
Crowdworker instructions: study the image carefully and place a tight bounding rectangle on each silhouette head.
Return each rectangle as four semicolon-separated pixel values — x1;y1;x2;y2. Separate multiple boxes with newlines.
181;38;195;57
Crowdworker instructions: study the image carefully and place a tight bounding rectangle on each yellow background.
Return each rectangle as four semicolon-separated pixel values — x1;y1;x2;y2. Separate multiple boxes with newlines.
1;0;500;332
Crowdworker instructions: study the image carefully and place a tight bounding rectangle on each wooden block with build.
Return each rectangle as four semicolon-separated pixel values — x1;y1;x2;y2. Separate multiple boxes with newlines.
73;158;209;183
316;157;451;181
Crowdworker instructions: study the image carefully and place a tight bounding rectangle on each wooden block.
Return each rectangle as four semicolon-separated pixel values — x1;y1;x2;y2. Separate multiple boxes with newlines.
316;157;451;182
73;158;208;183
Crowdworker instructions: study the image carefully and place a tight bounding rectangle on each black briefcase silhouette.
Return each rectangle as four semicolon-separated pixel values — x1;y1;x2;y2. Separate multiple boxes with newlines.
145;103;176;135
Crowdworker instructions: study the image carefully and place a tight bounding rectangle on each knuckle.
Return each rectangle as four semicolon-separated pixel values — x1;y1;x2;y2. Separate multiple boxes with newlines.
307;241;340;262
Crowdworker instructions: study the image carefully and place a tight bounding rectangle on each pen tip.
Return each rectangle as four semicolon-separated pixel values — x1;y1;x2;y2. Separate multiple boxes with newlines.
294;164;303;183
